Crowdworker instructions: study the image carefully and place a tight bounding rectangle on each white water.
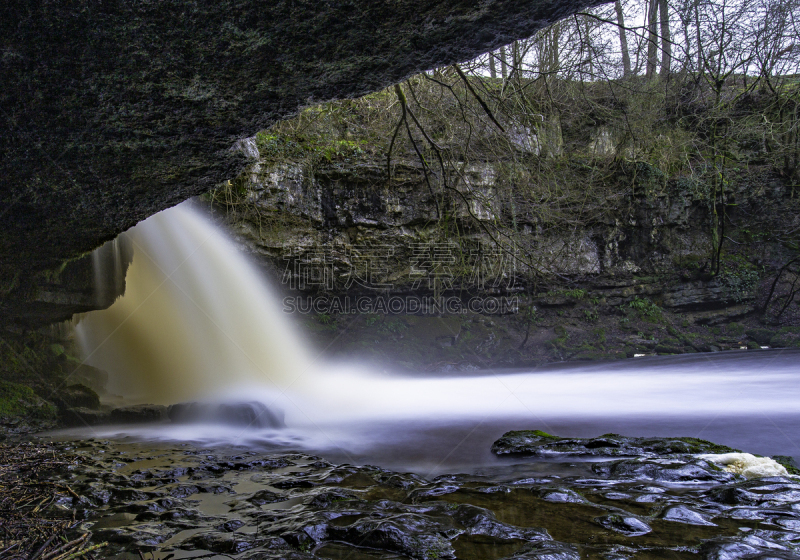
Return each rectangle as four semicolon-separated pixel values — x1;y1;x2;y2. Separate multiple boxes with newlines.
73;202;800;474
76;202;313;405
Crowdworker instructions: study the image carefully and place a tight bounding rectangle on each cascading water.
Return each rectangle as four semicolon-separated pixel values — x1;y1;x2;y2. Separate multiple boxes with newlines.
73;201;800;474
75;202;313;406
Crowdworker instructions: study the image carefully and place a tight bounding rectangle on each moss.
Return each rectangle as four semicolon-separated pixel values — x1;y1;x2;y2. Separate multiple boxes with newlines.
510;429;561;440
727;322;745;335
0;381;57;420
628;296;662;322
773;456;800;476
675;437;738;455
654;344;685;355
770;332;800;348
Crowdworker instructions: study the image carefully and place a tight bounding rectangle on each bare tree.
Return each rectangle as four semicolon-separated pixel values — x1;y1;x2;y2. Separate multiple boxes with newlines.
615;0;633;75
646;0;659;78
658;0;672;76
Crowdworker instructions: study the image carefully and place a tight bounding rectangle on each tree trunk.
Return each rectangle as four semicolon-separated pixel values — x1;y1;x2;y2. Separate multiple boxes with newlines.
500;45;509;79
615;0;632;76
682;16;692;72
695;1;703;75
646;0;658;79
659;0;671;77
489;51;497;79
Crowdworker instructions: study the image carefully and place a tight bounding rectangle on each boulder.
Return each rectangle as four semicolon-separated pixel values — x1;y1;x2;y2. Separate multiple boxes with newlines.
167;401;284;428
491;430;738;457
53;384;101;410
110;405;167;424
746;328;776;346
60;407;112;427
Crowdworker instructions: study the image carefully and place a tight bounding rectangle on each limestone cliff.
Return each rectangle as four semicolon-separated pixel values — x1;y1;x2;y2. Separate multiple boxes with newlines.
207;144;800;369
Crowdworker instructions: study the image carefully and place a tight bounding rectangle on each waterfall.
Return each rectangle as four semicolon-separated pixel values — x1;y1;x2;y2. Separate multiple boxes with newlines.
75;202;312;405
73;201;800;471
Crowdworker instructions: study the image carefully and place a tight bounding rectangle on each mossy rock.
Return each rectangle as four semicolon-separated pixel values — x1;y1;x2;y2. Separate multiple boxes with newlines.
0;380;57;421
53;384;100;410
654;344;685;355
746;328;777;345
572;350;621;361
769;332;800;348
491;430;738;457
773;456;800;476
727;322;746;335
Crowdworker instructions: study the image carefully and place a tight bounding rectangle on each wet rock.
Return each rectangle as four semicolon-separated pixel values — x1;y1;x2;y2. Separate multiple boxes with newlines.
308;489;358;508
110;404;167;423
272;479;315;489
536;487;588;504
602;459;734;483
248;489;289;505
184;532;256;554
53;384;100;409
59;407;111;427
409;480;461;499
240;551;314;560
707;479;800;506
328;513;457;559
167;401;285;428
30;440;800;560
661;505;717;526
594;513;652;536
453;504;550;542
700;538;797;560
491;430;738;457
501;542;581;559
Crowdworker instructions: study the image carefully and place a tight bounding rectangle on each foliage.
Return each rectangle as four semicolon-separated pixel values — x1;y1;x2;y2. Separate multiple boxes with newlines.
213;0;800;290
718;255;761;303
583;308;599;322
628;296;662;320
719;269;760;303
255;132;365;164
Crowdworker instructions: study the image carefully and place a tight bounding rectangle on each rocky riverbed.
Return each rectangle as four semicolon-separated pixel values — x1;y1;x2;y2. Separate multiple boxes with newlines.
4;431;800;560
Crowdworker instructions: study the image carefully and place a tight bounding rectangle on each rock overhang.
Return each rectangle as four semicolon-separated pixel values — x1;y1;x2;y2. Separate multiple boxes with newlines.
0;0;608;325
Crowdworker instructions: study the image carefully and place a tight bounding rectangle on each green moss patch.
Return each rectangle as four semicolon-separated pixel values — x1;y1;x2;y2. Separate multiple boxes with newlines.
0;381;57;421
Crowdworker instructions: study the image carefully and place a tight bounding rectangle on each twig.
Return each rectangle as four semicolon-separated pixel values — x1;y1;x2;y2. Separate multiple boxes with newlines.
60;543;107;560
453;64;505;132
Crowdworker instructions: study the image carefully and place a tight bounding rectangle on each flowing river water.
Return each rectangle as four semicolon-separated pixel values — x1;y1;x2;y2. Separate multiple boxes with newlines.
45;202;800;559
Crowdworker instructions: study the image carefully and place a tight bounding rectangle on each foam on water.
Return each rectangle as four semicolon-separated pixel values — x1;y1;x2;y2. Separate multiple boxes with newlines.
699;453;789;479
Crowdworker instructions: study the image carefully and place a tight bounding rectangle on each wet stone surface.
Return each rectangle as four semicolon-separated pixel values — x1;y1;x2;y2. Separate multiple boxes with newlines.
32;438;800;559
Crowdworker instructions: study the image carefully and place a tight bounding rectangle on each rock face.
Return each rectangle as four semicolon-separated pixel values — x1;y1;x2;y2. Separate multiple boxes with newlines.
222;157;786;307
1;235;133;329
0;0;605;295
